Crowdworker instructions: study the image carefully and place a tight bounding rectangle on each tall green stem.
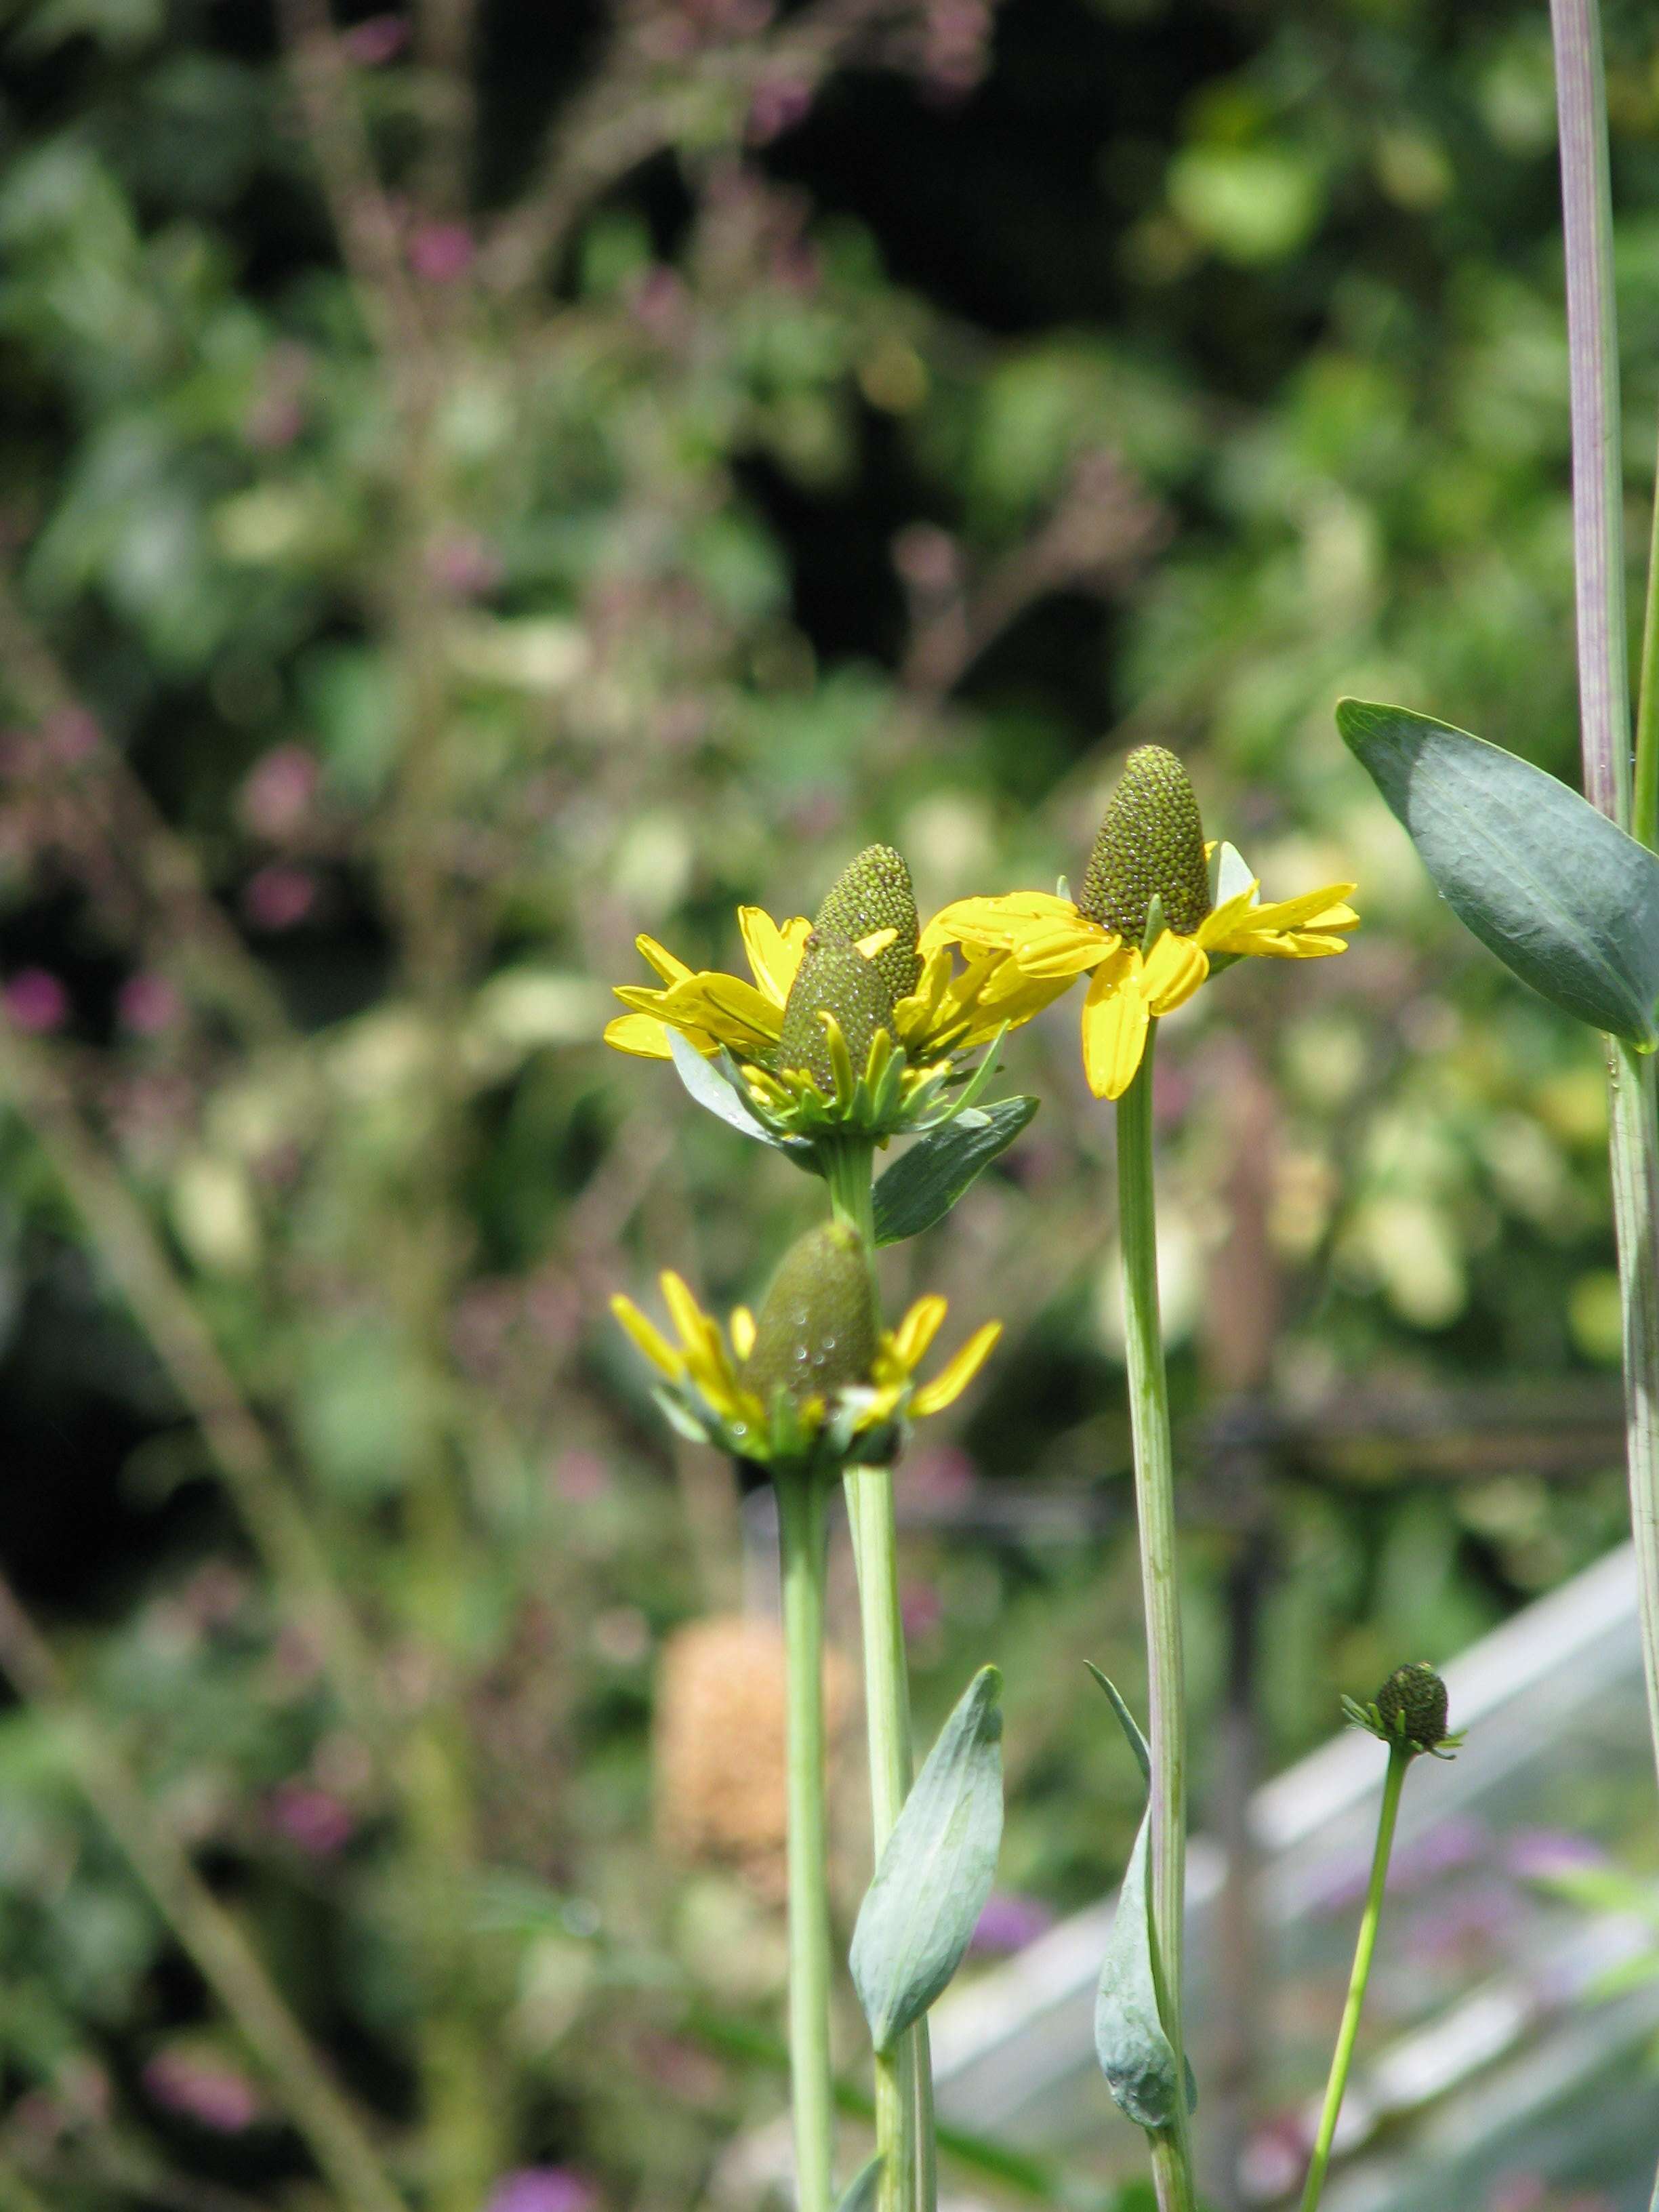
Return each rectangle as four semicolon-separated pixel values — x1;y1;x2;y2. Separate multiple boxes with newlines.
779;1471;836;2212
824;1132;931;2211
1115;1033;1196;2212
1550;0;1659;1799
1635;421;1659;853
1298;1744;1408;2212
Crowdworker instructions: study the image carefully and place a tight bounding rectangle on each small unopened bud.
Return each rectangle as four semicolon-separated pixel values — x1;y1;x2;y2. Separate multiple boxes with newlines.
776;930;895;1090
1078;744;1212;941
1374;1662;1450;1754
814;844;922;1004
744;1221;878;1409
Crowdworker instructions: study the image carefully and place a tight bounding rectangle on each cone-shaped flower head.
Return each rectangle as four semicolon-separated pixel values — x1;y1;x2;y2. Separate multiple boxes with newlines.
743;1221;878;1411
1078;745;1212;941
1375;1662;1450;1753
814;844;923;1003
777;932;897;1094
1343;1660;1460;1758
922;745;1358;1101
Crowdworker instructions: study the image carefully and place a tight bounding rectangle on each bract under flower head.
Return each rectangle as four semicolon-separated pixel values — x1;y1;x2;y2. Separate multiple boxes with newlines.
603;848;1066;1143
924;750;1358;1102
610;1242;1001;1479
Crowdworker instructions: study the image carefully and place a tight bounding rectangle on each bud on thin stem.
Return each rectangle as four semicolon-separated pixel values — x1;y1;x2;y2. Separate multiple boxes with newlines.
744;1220;879;1412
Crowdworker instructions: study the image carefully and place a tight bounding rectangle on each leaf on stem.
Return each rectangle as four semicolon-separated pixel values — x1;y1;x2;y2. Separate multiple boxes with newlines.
850;1666;1004;2053
1087;1667;1195;2133
1336;698;1659;1049
834;2156;884;2212
871;1095;1038;1246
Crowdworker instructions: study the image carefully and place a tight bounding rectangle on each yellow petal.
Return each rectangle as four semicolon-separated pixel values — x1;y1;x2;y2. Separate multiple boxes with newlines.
890;1295;947;1371
659;1271;712;1353
911;1320;1002;1416
636;933;695;987
856;926;899;961
1202;880;1359;958
652;971;785;1054
920;890;1078;958
603;1010;678;1059
1080;951;1150;1100
611;1294;684;1379
1141;930;1208;1015
729;1305;756;1361
738;908;811;1006
1012;914;1119;980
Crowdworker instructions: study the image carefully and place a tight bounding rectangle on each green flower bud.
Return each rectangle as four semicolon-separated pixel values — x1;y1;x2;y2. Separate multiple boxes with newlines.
814;844;923;1004
744;1221;878;1409
1078;744;1212;941
1374;1662;1450;1754
776;930;896;1092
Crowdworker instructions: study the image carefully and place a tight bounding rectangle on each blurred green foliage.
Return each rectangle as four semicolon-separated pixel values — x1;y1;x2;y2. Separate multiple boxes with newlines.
0;0;1657;2205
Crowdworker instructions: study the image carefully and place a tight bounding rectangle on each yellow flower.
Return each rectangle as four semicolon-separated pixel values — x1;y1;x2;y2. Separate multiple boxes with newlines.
610;1269;1001;1471
922;746;1357;1101
605;905;1057;1072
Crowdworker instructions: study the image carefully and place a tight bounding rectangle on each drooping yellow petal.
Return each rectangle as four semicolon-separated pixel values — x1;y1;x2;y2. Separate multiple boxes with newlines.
1141;929;1209;1015
1011;912;1120;980
603;1010;680;1059
649;971;785;1054
911;1320;1003;1416
729;1305;756;1361
738;908;812;1006
1202;880;1359;960
636;934;695;987
611;1294;684;1379
1080;949;1151;1101
890;1294;948;1372
920;890;1078;959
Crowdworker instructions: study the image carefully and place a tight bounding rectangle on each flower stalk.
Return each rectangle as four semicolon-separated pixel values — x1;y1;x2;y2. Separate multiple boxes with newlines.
1549;0;1659;1818
778;1469;837;2212
1115;1033;1196;2212
1297;1740;1408;2212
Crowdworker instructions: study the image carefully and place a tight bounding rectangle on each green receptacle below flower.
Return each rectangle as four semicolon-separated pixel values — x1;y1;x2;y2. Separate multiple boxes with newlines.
609;1225;1001;1477
1343;1661;1462;1759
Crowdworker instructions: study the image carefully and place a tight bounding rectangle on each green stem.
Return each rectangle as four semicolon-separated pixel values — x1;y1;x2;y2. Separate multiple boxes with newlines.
828;1130;930;2211
1115;1033;1196;2212
1551;0;1659;1832
1298;1743;1409;2212
823;1136;878;1248
779;1471;837;2212
1635;414;1659;853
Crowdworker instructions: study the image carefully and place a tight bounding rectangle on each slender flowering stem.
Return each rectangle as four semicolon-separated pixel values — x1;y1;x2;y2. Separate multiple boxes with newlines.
1551;0;1659;1800
1115;1033;1196;2212
825;1132;930;2211
778;1470;837;2212
1636;422;1659;853
1298;1743;1408;2212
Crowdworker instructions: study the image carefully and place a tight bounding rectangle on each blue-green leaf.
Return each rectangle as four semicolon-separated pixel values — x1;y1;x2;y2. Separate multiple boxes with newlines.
1336;698;1659;1050
835;2156;883;2212
872;1095;1038;1246
850;1666;1004;2054
666;1029;781;1141
1087;1669;1193;2133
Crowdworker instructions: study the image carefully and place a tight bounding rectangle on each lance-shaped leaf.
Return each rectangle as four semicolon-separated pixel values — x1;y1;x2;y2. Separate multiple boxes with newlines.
834;2157;883;2212
872;1095;1038;1246
1337;698;1659;1050
851;1666;1004;2053
1086;1666;1195;2133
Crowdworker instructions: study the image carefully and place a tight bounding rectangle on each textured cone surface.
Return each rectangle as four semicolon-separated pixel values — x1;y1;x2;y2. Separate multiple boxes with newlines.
743;1221;878;1410
815;844;922;1002
776;930;895;1090
1374;1662;1449;1752
1078;744;1212;939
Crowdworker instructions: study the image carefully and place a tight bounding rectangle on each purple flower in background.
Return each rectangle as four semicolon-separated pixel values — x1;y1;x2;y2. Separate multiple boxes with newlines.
119;972;183;1037
900;1581;941;1640
267;1782;355;1859
344;13;409;64
4;969;68;1033
969;1891;1057;1956
485;2170;596;2212
1505;1828;1609;1883
409;222;475;283
143;2049;264;2133
240;744;319;840
243;865;317;931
